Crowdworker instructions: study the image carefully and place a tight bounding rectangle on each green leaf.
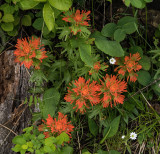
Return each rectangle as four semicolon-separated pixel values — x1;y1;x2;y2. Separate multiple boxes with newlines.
79;44;94;67
1;22;13;31
88;118;98;136
101;23;117;37
29;95;33;106
33;18;43;30
38;134;45;140
43;3;55;31
56;132;70;145
123;0;131;7
114;29;126;42
45;137;56;146
93;32;124;57
34;0;46;1
61;146;73;154
144;0;153;2
42;88;60;118
12;144;21;152
44;145;52;153
100;116;121;144
20;0;39;10
12;136;26;145
22;144;28;149
21;15;32;26
97;149;108;154
117;16;137;34
2;14;14;22
130;0;145;8
137;70;151;86
48;0;72;11
139;56;151;71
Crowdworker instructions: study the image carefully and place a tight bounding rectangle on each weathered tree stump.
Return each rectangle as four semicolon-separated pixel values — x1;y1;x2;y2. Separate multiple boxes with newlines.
0;50;32;154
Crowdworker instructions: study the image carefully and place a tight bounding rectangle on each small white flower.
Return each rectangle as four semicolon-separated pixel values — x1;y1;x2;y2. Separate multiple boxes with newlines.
130;132;137;140
109;58;116;64
121;135;125;139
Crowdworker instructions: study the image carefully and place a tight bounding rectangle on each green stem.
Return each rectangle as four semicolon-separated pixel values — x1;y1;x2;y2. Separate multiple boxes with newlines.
92;0;95;29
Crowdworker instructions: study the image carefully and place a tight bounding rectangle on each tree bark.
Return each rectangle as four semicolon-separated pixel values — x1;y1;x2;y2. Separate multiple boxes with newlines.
0;50;32;154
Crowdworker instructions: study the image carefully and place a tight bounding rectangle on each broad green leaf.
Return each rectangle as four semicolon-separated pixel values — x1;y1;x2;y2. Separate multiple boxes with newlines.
93;32;124;57
33;18;43;30
61;146;73;154
42;88;60;118
124;0;131;7
139;56;151;71
79;43;94;67
130;0;145;8
7;28;18;36
114;29;126;42
0;4;15;14
144;0;153;2
88;118;98;136
97;149;108;154
34;0;46;1
21;15;32;26
48;0;72;11
137;70;151;86
2;14;14;22
117;16;137;27
12;144;21;152
117;16;137;34
101;23;117;37
1;22;13;31
12;136;26;145
20;0;39;10
38;134;45;140
45;137;56;146
56;132;70;145
43;3;55;31
22;144;28;150
44;145;52;153
100;116;121;144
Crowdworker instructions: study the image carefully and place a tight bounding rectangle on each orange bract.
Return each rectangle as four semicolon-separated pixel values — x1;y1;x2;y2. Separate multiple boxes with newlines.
62;9;90;35
114;52;142;82
64;77;101;113
14;36;47;69
101;75;127;108
38;113;74;138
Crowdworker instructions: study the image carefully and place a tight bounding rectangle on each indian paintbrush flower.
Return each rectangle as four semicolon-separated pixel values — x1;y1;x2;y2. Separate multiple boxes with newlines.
14;36;48;69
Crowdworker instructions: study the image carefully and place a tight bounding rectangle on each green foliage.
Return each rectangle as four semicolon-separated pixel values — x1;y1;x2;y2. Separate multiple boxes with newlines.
137;70;151;86
100;116;121;144
12;127;71;154
42;88;60;118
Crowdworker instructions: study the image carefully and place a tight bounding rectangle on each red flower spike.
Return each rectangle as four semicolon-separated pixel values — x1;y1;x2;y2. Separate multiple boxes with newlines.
62;9;90;35
38;113;74;139
64;77;101;113
14;37;47;69
101;75;127;108
114;52;142;82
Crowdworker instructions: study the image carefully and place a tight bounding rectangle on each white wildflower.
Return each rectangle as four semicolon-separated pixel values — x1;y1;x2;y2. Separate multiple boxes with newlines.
121;135;125;139
130;132;137;140
109;58;116;64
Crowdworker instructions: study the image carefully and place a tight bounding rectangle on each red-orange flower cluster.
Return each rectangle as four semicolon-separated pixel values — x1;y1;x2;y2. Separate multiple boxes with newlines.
62;9;90;35
100;75;127;108
114;53;142;82
89;61;108;76
38;113;74;138
14;37;48;69
64;77;101;113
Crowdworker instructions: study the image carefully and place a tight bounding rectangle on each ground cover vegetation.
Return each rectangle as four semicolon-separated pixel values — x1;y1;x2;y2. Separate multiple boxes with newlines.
0;0;160;153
